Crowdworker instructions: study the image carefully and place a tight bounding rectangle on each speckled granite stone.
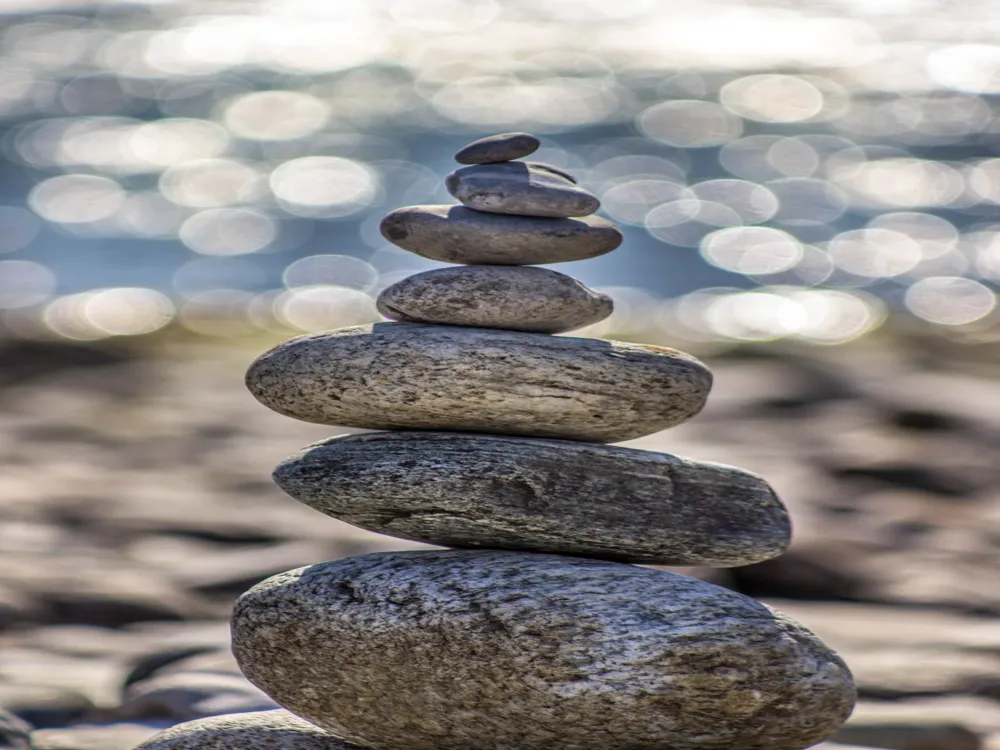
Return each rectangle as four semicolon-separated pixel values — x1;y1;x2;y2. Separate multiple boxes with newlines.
245;322;712;442
134;710;359;750
376;266;613;333
446;162;599;217
379;205;621;265
273;431;790;566
454;132;540;164
232;551;856;750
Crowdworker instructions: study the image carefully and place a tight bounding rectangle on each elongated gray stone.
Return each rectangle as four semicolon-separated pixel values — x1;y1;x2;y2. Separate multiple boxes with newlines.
134;710;358;750
379;205;622;265
446;162;600;217
455;132;539;164
273;431;791;566
245;323;712;442
376;266;612;333
232;551;856;750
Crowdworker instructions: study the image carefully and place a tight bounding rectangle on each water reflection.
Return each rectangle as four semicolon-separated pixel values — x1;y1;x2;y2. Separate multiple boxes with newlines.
0;0;997;343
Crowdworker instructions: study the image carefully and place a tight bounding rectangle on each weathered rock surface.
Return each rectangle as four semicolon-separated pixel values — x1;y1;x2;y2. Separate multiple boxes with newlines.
273;432;790;566
134;710;359;750
376;266;613;333
245;323;712;442
232;551;856;750
454;132;539;164
379;205;622;265
446;162;600;217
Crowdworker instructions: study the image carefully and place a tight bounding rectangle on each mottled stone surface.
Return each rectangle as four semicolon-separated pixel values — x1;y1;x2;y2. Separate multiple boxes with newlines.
376;266;613;333
274;431;790;565
134;710;358;750
379;205;621;265
232;551;856;750
245;323;712;442
454;132;539;164
446;162;600;217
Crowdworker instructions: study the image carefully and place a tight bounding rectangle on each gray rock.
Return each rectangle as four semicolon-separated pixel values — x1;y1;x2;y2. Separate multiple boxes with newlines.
446;162;600;217
0;709;31;750
134;710;359;750
232;551;856;750
116;672;278;721
273;431;790;566
376;266;613;333
455;132;540;164
379;205;622;265
245;323;712;443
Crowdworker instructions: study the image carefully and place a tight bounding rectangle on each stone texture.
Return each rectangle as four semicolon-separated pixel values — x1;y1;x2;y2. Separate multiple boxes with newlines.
116;672;278;721
376;266;613;333
273;431;790;566
245;323;712;442
454;132;539;164
379;205;622;265
526;161;578;183
446;162;600;217
134;710;359;750
232;551;856;750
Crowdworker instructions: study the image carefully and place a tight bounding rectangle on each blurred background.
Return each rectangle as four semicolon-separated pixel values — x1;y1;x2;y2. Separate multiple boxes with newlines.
1;1;1000;749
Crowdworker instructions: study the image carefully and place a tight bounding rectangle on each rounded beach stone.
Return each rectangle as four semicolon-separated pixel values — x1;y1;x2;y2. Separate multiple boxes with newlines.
379;205;622;265
273;431;791;566
134;709;359;750
376;266;612;333
232;551;857;750
455;132;539;164
245;323;712;442
446;162;599;217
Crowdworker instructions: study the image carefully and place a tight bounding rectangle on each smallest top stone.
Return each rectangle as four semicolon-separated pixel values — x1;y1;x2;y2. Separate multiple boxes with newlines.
455;132;540;165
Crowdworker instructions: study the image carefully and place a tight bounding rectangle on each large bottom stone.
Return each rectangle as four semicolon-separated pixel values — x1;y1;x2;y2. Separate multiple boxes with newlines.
134;710;359;750
233;551;856;750
245;323;712;443
273;432;790;566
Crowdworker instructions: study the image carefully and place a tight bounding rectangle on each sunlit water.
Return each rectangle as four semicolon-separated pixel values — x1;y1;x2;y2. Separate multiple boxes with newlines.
1;0;1000;344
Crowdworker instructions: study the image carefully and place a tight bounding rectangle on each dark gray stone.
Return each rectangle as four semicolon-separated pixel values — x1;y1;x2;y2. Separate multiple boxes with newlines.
134;710;359;750
455;132;539;164
232;551;857;750
245;323;712;443
273;431;791;566
446;162;600;217
376;266;613;333
379;205;622;265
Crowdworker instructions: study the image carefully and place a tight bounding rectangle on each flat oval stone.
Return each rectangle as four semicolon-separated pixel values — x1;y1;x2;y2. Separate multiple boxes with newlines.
455;132;539;164
232;551;856;750
134;709;359;750
273;431;791;566
379;205;622;265
376;266;612;333
446;162;600;217
245;323;712;442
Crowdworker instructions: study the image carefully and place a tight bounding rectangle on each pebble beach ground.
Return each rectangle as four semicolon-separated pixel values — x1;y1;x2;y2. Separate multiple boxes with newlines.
2;331;1000;750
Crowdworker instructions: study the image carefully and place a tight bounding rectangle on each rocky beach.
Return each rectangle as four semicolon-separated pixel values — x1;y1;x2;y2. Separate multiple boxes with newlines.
0;328;999;749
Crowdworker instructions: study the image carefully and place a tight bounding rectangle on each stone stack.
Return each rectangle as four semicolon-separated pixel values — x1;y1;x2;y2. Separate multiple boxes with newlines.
140;133;856;750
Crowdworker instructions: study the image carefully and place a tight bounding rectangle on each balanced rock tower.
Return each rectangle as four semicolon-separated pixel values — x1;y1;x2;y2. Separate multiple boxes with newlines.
154;133;857;750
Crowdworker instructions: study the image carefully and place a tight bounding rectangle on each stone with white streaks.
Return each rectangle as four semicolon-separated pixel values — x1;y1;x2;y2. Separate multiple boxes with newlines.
232;551;856;750
376;265;612;333
244;323;712;443
273;431;791;566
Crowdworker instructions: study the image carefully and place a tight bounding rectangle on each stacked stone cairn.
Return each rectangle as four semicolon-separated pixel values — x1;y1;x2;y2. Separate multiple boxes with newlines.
138;133;856;750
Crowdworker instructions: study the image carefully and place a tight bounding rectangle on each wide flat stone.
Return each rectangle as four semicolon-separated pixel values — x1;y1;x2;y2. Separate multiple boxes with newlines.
379;205;622;265
455;132;539;164
446;162;600;217
134;710;359;750
273;431;790;566
245;323;712;443
232;551;856;750
376;266;613;333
